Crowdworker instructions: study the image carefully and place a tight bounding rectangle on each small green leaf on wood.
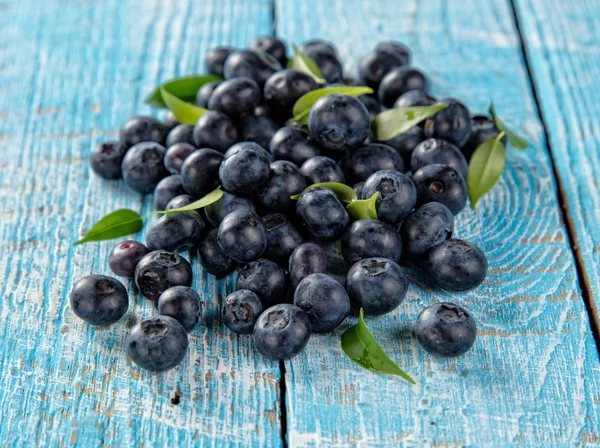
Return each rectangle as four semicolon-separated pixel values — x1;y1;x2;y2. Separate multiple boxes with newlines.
346;192;379;221
489;103;529;149
467;132;506;209
372;103;448;141
289;44;326;84
341;309;415;384
75;209;143;245
160;87;208;125
145;75;222;108
290;182;358;203
151;187;224;214
291;86;374;125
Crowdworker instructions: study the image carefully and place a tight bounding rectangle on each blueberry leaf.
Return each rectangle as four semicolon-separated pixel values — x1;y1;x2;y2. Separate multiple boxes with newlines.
341;309;415;384
467;132;506;209
145;75;222;108
160;87;208;125
372;103;448;141
290;182;358;203
489;102;529;150
289;44;326;84
346;192;379;221
291;86;374;125
151;187;224;215
75;209;143;245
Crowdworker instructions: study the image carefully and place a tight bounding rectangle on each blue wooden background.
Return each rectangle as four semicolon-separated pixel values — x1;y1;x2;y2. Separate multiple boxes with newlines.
0;0;599;446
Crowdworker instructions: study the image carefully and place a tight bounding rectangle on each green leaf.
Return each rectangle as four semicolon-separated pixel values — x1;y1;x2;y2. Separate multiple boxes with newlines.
341;309;415;384
75;209;143;245
291;86;374;125
372;104;448;141
151;187;224;214
489;103;529;149
145;75;222;108
160;87;208;125
289;44;326;84
346;192;379;220
467;132;506;209
290;182;358;203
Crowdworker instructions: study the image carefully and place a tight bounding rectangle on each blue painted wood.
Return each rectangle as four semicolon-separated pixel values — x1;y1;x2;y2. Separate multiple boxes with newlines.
0;0;283;446
276;0;600;446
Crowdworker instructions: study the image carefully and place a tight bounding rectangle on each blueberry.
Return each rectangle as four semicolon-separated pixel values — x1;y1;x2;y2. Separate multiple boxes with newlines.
288;243;327;290
305;51;343;84
358;94;381;120
196;80;221;108
293;273;350;332
164;143;196;175
400;202;454;259
378;67;429;108
254;104;273;117
134;250;193;302
224;141;274;162
166;124;195;147
109;240;150;277
341;219;402;265
157;286;202;333
166;194;197;211
462;114;507;160
308;94;370;151
393;89;436;108
251;36;288;66
379;126;424;164
222;290;264;334
223;50;282;87
412;164;467;215
121;142;168;193
353;181;364;198
427;239;488;291
358;50;406;90
163;111;179;131
197;229;237;278
345;257;408;316
296;187;349;241
204;191;255;228
253;304;311;360
299;40;338;57
257;160;306;212
300;156;346;184
264;70;317;116
264;213;304;265
361;170;416;225
192;111;238;153
270;127;321;166
205;47;233;76
126;315;189;372
180;148;224;198
120;116;168;147
146;211;205;252
375;41;410;66
217;210;267;263
339;143;404;184
219;145;270;195
415;302;476;357
424;99;472;147
208;77;261;119
237;258;287;307
70;275;128;326
91;141;128;180
153;174;186;211
411;138;468;180
240;115;280;149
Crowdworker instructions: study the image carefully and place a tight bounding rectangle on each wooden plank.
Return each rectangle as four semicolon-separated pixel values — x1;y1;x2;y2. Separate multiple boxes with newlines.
0;0;283;446
513;0;600;341
276;0;600;446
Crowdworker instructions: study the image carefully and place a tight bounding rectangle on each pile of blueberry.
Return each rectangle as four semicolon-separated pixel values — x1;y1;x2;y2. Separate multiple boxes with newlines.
75;37;495;373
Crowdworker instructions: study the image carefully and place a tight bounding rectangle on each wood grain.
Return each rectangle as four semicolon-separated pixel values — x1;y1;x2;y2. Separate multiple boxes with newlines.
275;0;600;445
0;0;282;446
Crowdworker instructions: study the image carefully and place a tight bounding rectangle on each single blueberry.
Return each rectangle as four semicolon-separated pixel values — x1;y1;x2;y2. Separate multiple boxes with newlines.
237;258;288;308
345;257;408;316
393;89;436;108
270;127;321;166
205;47;233;76
299;40;338;57
412;164;467;215
166;194;197;211
361;170;416;225
251;36;288;66
121;142;168;193
358;94;382;120
411;138;468;180
219;145;270;195
424;99;472;148
91;141;128;180
192;110;239;153
157;286;202;333
307;51;343;84
296;187;349;241
223;50;282;87
358;50;406;90
427;239;488;292
166;124;195;147
254;104;273;117
379;126;424;165
341;219;403;265
134;250;193;302
256;161;306;212
264;70;317;116
120;116;168;147
240;115;280;149
300;156;346;184
415;302;477;357
462;114;507;160
400;202;454;259
70;275;128;326
288;243;328;290
217;209;268;263
146;211;205;253
378;67;429;108
197;229;237;279
164;143;196;174
222;289;264;334
263;213;304;265
375;41;410;66
253;304;311;360
180;148;224;198
153;174;186;211
339;143;404;184
223;141;274;162
126;315;189;372
196;80;221;108
109;240;150;277
205;191;256;227
208;77;261;119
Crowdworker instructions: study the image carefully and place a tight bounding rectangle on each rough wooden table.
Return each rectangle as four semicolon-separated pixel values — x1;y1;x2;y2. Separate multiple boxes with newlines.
1;0;599;446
